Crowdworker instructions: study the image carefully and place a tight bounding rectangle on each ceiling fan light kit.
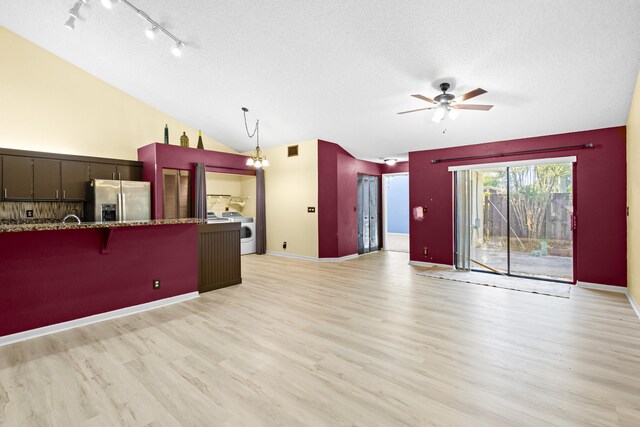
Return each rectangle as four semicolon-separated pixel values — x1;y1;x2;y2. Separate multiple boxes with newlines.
399;82;494;123
63;0;185;57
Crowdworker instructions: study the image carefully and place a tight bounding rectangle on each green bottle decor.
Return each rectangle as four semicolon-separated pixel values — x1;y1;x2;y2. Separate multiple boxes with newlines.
197;130;204;150
180;131;189;147
164;124;169;144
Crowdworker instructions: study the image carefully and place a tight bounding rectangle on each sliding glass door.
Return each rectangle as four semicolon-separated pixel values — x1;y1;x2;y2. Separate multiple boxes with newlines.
455;161;574;282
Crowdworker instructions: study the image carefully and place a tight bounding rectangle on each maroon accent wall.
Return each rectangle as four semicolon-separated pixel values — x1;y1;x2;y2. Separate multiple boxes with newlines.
409;126;627;286
318;140;385;258
0;224;198;337
138;143;255;219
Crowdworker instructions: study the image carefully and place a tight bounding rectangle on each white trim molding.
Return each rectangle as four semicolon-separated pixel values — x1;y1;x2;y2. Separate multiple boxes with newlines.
448;156;577;172
577;281;640;320
409;260;454;269
576;281;628;293
626;290;640;319
266;251;359;263
0;292;199;347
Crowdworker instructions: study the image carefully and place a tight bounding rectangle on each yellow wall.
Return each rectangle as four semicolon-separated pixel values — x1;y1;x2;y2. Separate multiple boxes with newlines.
240;175;257;218
0;26;235;160
261;140;318;258
205;172;256;216
628;72;640;305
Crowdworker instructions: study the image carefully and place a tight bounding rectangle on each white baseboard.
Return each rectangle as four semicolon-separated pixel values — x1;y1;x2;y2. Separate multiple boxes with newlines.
0;292;199;347
576;281;627;293
409;260;454;269
627;290;640;319
266;251;359;263
577;281;640;320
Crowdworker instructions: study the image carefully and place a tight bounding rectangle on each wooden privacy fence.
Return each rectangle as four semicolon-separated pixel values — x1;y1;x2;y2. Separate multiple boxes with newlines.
482;192;572;243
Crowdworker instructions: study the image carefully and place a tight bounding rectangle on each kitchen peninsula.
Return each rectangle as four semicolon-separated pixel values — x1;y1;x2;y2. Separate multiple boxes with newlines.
0;219;203;344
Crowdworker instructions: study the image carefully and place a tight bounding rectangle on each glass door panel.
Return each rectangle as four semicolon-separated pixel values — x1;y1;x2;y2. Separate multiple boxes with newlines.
508;163;573;281
469;169;509;274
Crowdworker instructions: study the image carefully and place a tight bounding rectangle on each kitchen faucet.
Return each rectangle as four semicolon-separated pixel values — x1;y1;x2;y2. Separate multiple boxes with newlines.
62;214;81;224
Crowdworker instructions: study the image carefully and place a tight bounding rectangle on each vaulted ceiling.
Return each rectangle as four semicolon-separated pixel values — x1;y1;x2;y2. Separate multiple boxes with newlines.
2;1;639;161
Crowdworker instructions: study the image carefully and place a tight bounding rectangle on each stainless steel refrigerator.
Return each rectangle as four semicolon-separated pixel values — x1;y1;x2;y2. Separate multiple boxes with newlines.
85;179;151;222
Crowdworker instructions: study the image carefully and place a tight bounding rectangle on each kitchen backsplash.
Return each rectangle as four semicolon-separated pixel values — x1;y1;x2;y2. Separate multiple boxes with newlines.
0;201;84;222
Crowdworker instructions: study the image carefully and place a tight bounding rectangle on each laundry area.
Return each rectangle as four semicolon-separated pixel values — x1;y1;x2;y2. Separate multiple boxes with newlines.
206;172;257;255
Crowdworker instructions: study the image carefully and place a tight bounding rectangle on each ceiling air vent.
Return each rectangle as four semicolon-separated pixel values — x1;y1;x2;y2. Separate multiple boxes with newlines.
288;145;299;157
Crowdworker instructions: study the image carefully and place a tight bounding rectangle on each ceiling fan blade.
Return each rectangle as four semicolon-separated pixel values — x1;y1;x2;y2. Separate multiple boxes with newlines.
397;106;438;114
453;104;493;111
411;94;438;104
455;88;487;102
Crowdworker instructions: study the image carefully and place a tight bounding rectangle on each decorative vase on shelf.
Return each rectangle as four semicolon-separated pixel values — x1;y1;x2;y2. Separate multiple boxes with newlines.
197;130;204;150
180;131;189;147
164;124;169;144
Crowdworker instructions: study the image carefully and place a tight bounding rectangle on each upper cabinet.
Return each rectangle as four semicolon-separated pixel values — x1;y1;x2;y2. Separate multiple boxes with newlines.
2;156;33;201
33;159;61;201
61;161;90;201
117;165;142;181
90;163;119;180
0;149;144;202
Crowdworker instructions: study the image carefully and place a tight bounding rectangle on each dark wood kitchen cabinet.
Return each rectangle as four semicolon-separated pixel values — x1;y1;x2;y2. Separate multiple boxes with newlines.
61;161;90;201
33;159;62;200
116;165;142;181
2;156;33;201
90;162;119;180
90;163;142;181
0;156;3;201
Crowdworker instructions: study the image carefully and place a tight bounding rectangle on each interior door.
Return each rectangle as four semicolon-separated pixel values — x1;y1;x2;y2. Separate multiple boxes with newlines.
369;175;379;251
358;174;380;254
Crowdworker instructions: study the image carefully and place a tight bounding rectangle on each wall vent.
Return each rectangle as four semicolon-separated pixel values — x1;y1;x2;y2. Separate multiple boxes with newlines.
287;145;299;157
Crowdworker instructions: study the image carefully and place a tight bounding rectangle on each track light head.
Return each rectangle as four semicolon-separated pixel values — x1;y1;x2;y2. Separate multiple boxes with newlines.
64;16;76;30
171;41;183;57
145;25;158;39
101;0;119;9
68;2;82;19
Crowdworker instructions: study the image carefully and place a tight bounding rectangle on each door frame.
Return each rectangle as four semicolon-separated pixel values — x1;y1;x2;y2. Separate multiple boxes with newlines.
382;172;409;252
451;156;577;284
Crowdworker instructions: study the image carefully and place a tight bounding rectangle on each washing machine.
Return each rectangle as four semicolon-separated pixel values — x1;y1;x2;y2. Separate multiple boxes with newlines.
222;212;256;255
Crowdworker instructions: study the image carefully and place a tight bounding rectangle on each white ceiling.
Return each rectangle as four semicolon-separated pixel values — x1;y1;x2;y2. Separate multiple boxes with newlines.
2;1;640;162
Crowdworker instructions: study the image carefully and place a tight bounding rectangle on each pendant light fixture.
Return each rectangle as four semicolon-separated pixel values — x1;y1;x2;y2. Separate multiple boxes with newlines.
242;107;269;169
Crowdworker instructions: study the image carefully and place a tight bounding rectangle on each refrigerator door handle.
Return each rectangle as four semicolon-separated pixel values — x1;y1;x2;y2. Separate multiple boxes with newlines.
116;192;122;222
121;193;126;221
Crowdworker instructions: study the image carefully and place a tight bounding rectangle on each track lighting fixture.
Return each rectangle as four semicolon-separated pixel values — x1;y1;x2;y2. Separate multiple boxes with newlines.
145;25;158;39
64;0;185;57
171;41;183;57
64;16;76;30
101;0;119;9
68;2;82;19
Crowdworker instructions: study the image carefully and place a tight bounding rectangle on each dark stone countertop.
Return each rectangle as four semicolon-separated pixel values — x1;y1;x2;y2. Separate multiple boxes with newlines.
0;218;206;233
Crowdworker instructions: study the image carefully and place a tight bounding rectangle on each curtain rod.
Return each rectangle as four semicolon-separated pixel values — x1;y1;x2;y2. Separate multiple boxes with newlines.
431;143;594;164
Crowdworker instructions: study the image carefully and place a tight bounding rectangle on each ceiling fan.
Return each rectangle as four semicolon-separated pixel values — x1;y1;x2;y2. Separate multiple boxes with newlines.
398;82;493;123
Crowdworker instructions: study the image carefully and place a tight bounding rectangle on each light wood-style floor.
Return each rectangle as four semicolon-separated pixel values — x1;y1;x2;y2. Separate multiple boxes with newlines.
1;251;639;426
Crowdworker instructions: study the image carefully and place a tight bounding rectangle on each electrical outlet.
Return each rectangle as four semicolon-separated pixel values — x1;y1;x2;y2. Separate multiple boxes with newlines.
283;242;287;250
152;279;161;290
423;246;429;257
307;207;316;213
26;210;34;218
